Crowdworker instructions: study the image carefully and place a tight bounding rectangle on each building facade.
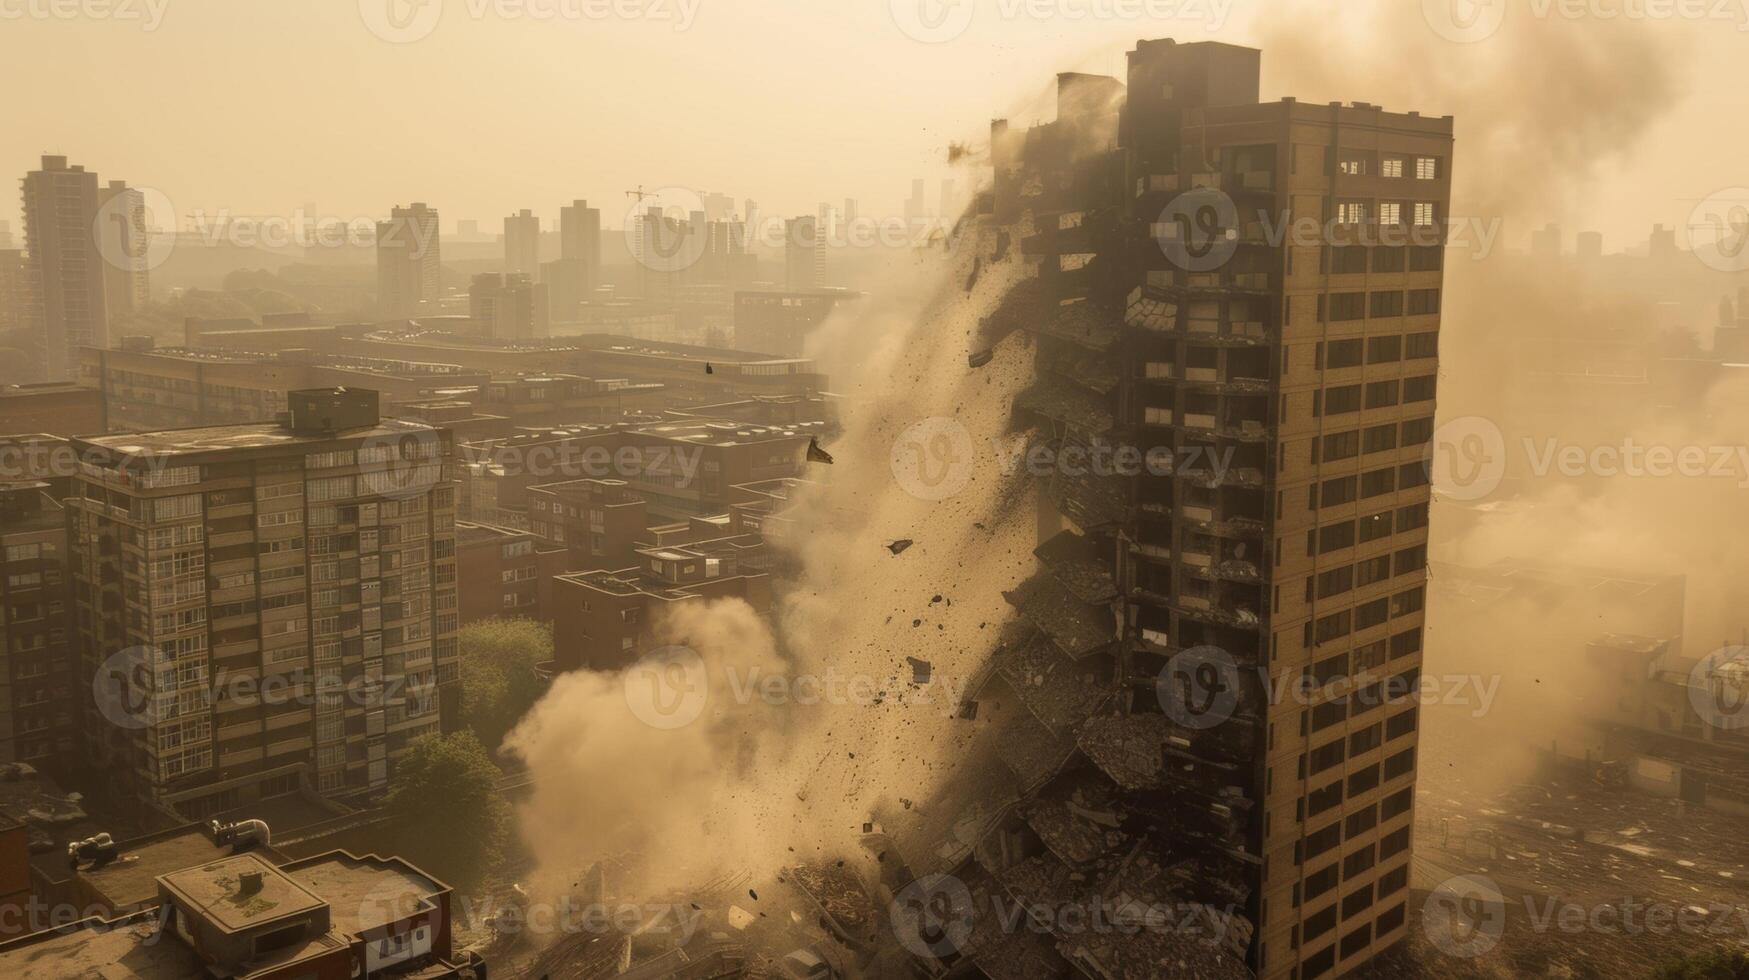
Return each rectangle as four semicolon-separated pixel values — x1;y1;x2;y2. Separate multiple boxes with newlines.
21;156;109;381
375;203;442;318
65;389;460;818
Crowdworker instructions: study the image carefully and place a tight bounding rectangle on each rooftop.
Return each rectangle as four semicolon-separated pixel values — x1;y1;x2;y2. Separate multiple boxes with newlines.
282;852;444;936
158;853;325;935
74;417;438;459
77;825;233;912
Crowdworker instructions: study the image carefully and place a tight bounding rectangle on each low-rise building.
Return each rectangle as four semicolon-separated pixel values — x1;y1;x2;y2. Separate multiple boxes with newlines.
454;522;566;623
0;383;104;436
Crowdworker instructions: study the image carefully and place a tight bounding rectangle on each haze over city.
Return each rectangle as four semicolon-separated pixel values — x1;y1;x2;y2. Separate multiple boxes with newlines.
0;3;1748;979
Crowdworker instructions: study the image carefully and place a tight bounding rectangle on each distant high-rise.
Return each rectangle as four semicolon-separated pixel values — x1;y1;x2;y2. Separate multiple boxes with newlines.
544;199;602;322
375;202;442;318
470;272;548;340
784;216;823;291
0;247;29;335
1649;223;1678;263
98;180;150;318
504;208;540;275
21;155;109;380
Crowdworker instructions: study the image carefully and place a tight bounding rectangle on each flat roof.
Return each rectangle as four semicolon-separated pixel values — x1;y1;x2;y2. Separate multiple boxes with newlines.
0;917;205;979
159;853;326;935
74;417;437;459
284;853;442;936
79;826;230;912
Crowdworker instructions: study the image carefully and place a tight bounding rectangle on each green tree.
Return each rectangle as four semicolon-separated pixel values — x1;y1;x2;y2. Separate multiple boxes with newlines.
458;618;552;750
383;731;508;885
1652;950;1749;980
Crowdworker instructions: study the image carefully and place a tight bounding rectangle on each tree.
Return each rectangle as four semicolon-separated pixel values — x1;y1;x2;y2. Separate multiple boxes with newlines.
458;618;552;751
383;731;508;886
1653;950;1749;980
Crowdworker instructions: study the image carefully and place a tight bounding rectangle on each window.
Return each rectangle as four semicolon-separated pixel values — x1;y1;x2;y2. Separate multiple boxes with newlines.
1364;380;1400;409
1356;597;1389;631
1339;156;1367;176
1394;545;1427;576
1412;202;1436;226
1358;511;1393;543
1371;246;1406;273
1362;424;1397;454
1337;201;1367;224
1398;463;1430;490
1384;746;1416;779
1380;787;1413;821
1328;293;1366;321
1414;156;1439;180
1410;245;1442;271
1319;522;1356;554
1386;706;1419;741
1365;293;1401;322
1406;289;1441;316
1405;332;1439;359
1403;375;1437;402
1323;385;1362;415
1396;502;1430;531
1342;883;1374;921
1323;338;1364;369
1328;245;1368;274
1350;723;1382;756
1321;430;1360;462
1320;476;1357;507
1317;566;1354;599
1357;554;1392;587
1380;826;1411;859
1315;610;1352;644
1390;628;1422;659
1360;468;1395;499
1400;417;1434;447
1391;586;1425;617
1377;201;1401;225
1381;157;1404;178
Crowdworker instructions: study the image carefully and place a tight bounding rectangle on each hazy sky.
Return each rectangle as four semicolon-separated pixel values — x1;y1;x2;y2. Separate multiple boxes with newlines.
1;0;1744;248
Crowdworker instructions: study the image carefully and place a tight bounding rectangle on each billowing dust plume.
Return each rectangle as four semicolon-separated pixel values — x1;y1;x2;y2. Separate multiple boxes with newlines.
505;197;1052;906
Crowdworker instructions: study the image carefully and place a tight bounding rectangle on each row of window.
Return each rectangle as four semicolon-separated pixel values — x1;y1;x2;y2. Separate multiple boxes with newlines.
1321;290;1440;322
1313;375;1435;416
1308;586;1425;647
1316;333;1438;370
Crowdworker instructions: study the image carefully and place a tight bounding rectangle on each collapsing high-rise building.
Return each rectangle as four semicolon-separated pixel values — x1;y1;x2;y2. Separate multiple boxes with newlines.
881;40;1447;979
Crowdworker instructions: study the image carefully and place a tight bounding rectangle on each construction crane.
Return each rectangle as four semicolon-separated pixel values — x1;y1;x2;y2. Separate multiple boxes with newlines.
625;185;652;203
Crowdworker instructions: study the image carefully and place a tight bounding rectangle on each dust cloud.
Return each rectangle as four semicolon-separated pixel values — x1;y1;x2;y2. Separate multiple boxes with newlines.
504;196;1049;910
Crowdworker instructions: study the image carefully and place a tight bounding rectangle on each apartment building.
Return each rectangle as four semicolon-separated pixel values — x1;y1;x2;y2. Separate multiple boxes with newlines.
550;519;770;673
0;483;77;770
526;477;650;571
64;388;460;819
454;521;566;623
80;345;489;432
21;156;109;381
0;382;105;435
882;41;1444;979
504;208;540;275
469;272;549;341
0;834;479;979
376;203;442;318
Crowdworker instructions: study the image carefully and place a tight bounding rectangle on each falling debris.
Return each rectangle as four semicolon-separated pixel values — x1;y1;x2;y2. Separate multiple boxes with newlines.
968;348;994;369
806;437;834;465
907;657;932;684
704;362;714;374
965;258;982;292
885;539;913;555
